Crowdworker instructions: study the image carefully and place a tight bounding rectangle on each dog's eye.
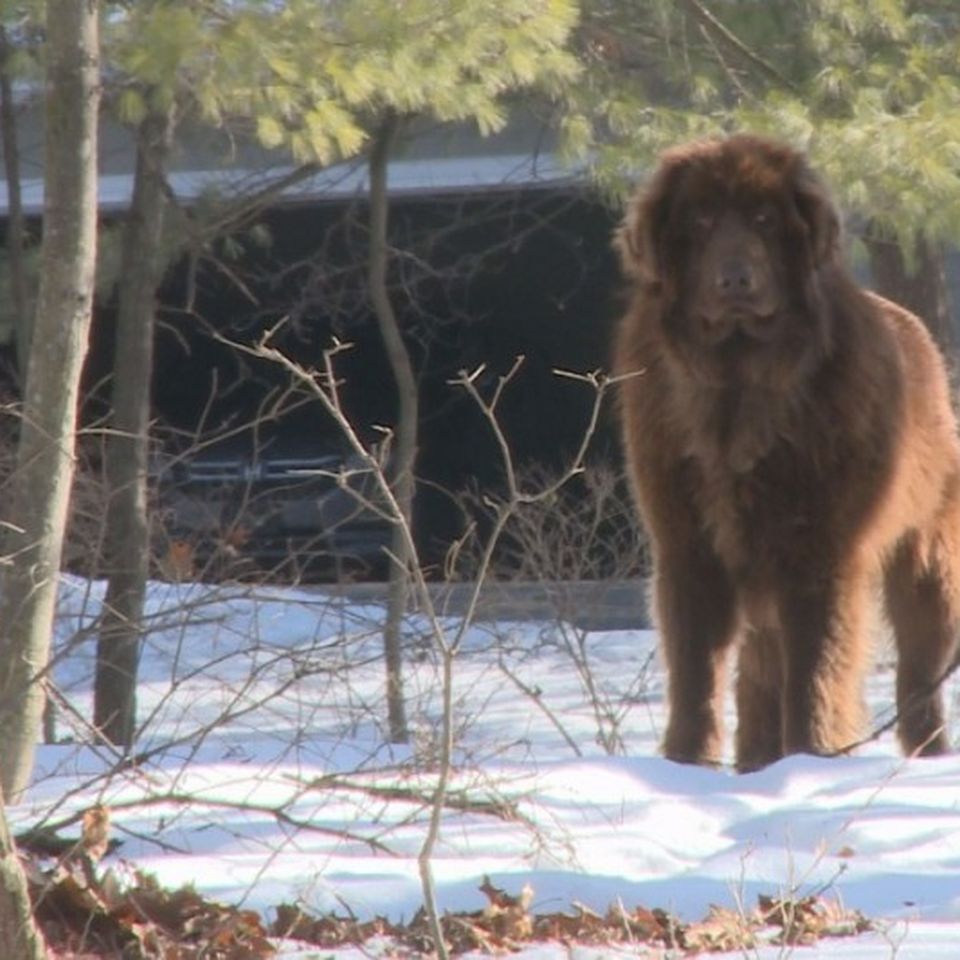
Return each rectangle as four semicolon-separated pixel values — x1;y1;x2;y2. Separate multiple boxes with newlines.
754;207;778;229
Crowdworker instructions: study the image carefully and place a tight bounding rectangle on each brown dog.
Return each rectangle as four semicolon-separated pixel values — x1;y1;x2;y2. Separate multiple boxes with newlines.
613;133;960;770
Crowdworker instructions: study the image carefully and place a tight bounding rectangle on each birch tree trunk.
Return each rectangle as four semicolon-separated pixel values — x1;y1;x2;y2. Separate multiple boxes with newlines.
368;112;412;744
95;104;174;747
0;0;100;801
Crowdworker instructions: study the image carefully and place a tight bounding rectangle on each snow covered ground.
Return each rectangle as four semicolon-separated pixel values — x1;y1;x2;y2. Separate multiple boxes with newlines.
11;575;960;957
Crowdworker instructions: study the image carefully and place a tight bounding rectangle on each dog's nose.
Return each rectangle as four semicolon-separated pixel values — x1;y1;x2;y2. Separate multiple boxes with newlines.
716;258;755;294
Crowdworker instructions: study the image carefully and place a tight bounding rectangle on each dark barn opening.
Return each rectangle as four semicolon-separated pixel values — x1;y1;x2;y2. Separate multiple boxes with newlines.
81;184;628;579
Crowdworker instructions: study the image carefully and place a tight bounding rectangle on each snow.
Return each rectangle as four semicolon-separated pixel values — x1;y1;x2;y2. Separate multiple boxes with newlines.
11;574;960;958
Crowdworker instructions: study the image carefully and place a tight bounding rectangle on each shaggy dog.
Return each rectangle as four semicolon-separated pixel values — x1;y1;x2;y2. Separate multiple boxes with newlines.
613;133;960;771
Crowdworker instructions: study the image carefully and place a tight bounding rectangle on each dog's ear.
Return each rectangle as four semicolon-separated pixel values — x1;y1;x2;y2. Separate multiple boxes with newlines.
792;161;840;265
614;152;690;286
613;193;654;282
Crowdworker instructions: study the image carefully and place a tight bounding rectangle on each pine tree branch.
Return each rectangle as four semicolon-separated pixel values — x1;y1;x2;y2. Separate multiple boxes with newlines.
680;0;799;94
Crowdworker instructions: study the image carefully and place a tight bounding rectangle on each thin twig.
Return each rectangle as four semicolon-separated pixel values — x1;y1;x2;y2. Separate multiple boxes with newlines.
21;791;395;856
496;654;583;758
831;655;960;757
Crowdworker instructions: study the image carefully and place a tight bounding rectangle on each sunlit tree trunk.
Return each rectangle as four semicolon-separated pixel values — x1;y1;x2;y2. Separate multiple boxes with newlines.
0;786;47;959
0;0;100;800
95;103;175;747
368;111;412;744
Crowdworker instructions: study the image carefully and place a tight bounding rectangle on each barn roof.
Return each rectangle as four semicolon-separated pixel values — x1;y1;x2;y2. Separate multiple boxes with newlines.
0;107;578;216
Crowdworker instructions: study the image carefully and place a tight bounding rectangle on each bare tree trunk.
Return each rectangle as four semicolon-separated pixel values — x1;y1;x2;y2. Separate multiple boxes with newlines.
0;26;31;376
0;786;47;959
368;111;411;744
864;226;954;350
0;0;100;801
95;104;175;748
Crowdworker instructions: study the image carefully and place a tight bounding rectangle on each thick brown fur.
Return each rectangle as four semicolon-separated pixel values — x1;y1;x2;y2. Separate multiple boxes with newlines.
613;133;960;771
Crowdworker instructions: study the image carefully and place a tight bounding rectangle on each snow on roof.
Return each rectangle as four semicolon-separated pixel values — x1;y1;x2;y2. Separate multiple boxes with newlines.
1;150;577;217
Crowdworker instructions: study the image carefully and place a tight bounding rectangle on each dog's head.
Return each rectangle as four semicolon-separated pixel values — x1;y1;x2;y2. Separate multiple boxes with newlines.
616;134;840;369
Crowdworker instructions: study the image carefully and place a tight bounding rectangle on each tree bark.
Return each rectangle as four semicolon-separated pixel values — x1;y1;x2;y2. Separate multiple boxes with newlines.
0;26;30;375
0;787;47;959
95;104;175;747
368;112;412;744
864;227;954;350
0;0;100;801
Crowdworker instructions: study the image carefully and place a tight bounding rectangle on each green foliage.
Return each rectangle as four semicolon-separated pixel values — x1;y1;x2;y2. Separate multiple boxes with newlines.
574;0;960;246
12;0;960;247
104;0;580;165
